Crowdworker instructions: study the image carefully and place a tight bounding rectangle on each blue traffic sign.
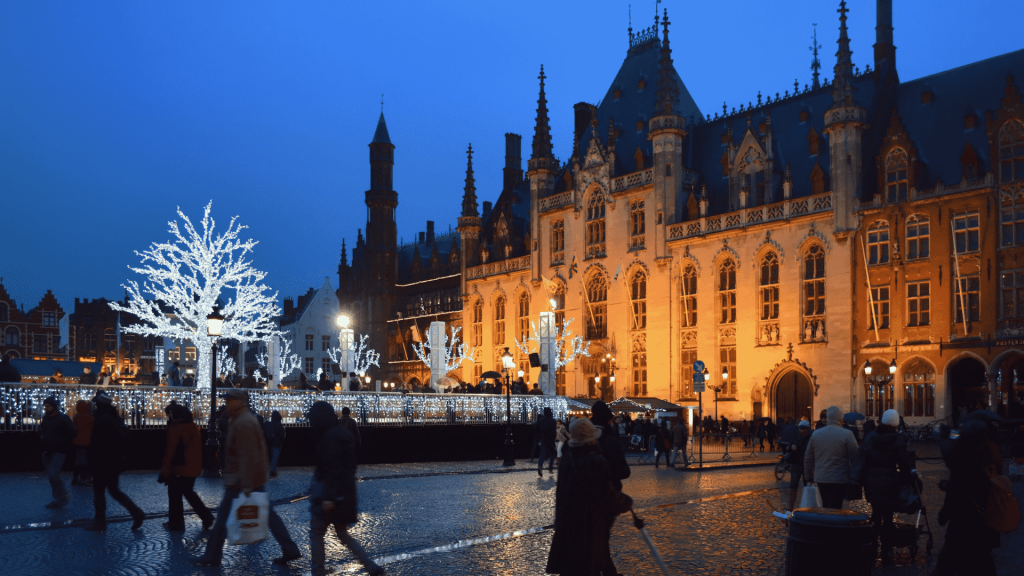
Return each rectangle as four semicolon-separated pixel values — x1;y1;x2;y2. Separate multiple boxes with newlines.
693;360;705;373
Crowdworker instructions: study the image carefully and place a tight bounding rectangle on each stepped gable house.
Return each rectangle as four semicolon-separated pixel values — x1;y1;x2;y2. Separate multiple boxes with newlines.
337;2;1024;424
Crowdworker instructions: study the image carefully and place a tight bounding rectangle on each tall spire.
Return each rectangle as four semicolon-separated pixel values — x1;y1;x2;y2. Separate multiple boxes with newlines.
530;65;553;161
371;112;391;145
831;1;855;106
461;144;479;217
654;9;679;116
340;239;348;267
810;24;822;90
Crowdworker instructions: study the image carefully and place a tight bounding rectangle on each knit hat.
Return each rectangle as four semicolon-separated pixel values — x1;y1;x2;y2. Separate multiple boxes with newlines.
219;389;249;401
798;419;810;428
568;417;602;446
826;405;844;424
93;392;113;404
881;409;900;427
591;400;614;425
43;396;58;408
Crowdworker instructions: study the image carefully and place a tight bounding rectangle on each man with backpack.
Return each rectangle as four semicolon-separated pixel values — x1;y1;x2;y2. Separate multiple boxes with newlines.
84;392;146;531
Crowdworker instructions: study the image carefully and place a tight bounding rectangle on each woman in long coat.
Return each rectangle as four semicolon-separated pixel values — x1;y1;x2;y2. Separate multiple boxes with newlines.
858;409;912;564
160;404;215;531
546;419;632;576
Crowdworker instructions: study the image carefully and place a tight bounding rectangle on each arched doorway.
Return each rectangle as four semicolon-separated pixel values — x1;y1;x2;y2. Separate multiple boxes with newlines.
774;371;814;423
946;356;988;422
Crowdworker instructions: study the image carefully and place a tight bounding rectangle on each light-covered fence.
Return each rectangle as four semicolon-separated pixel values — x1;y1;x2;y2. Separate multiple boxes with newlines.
0;383;571;431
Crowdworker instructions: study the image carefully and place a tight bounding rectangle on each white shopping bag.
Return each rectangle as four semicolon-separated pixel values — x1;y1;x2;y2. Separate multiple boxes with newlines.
798;483;823;509
226;491;270;545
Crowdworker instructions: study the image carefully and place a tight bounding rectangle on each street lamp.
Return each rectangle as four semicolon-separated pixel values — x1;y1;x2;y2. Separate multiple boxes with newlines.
202;309;224;477
501;347;516;466
889;359;897;375
863;360;873;376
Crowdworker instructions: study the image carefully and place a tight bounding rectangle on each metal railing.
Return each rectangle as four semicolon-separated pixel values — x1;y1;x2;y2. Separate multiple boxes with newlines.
0;382;570;431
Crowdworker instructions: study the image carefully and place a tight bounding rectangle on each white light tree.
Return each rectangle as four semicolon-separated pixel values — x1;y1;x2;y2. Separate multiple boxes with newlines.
328;334;380;376
515;317;591;371
413;325;475;375
110;202;282;389
256;335;302;381
216;345;237;376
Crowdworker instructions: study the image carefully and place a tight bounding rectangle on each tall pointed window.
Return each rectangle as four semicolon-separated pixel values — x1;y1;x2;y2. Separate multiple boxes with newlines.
885;148;909;203
550;219;565;265
681;264;697;327
630;271;647;330
718;259;737;324
759;253;780;321
802;244;825;341
518;293;530;346
472;300;483;347
903;360;936;417
493;295;506;345
586;273;608;339
586;194;606;259
632;339;647;396
906;215;930;259
867;221;890;265
999;119;1024;183
629;200;645;250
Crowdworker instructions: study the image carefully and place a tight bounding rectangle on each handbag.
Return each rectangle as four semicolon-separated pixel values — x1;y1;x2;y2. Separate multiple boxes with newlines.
226;491;270;545
799;483;823;508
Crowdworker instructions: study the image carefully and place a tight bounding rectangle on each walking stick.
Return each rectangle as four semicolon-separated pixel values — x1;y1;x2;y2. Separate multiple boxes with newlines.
629;509;672;576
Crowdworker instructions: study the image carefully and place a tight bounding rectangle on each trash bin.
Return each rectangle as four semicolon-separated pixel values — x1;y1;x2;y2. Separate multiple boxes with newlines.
785;508;874;576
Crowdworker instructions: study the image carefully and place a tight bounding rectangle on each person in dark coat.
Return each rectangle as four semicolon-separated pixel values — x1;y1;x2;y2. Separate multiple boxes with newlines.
159;404;214;531
764;418;778;451
934;419;1003;576
181;373;195;388
786;420;812;511
779;418;799;452
85;392;145;530
40;396;76;508
546;418;633;576
537;407;557;476
529;413;541;463
670;419;689;468
266;410;286;478
78;365;96;385
857;409;912;564
298;372;311;390
654;420;673;468
72;399;94;486
241;371;258;389
306;401;383;576
862;417;876;437
755;420;767;452
589;400;630;576
167;362;181;387
0;352;21;382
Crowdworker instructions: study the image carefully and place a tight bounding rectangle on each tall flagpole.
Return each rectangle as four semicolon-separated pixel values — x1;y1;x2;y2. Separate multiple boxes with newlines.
859;235;880;341
951;219;969;336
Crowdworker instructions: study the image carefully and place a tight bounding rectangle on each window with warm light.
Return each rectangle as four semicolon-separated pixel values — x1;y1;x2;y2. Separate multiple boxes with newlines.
718;259;737;324
954;275;981;323
681;264;697;328
185;347;196;361
903;360;935;417
953;213;980;253
586;194;606;259
870;286;890;329
885;148;909;203
630;271;647;330
629;200;645;250
907;281;930;327
679;349;697;400
493;295;506;346
906;215;930;259
867;221;890;265
760;253;780;321
720;347;737;395
586;273;608;339
518;293;530;345
472;299;483;347
551;219;565;265
803;244;825;318
632;349;647;396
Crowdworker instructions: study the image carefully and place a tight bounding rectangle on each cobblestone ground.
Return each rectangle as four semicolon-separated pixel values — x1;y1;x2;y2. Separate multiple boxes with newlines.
0;452;1020;575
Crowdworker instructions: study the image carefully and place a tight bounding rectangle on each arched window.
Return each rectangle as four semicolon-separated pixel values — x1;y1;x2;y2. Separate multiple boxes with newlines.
586;194;606;259
517;293;530;345
867;221;889;265
586;273;608;339
493;295;506;345
902;359;936;417
550;219;565;265
802;244;826;342
5;326;20;347
632;338;647;396
551;281;566;329
759;252;780;321
999;119;1024;183
718;259;736;324
472;300;483;347
906;214;930;259
630;271;647;330
681;264;697;327
629;200;645;250
885;148;909;203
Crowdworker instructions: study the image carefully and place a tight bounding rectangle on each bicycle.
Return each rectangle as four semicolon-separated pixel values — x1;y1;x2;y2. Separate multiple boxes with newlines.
774;453;792;482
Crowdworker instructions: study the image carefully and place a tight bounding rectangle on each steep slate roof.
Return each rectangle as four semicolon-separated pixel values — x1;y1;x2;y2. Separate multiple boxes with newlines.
395;230;461;283
371;112;392;145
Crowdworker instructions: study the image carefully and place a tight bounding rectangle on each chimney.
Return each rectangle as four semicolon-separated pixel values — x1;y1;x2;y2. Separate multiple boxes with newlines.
573;102;594;159
874;0;896;75
418;231;426;244
482;201;493;222
283;297;294;316
503;133;522;192
426;220;435;245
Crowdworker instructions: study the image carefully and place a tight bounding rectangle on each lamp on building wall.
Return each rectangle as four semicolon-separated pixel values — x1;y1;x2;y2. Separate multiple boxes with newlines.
501;347;516;466
202;309;224;477
863;361;873;376
889;359;897;375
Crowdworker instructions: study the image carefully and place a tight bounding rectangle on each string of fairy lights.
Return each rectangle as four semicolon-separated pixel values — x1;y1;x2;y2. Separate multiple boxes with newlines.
0;384;571;430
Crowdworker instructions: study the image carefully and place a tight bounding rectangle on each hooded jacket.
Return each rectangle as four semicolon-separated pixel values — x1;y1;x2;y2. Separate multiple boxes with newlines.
858;424;912;505
72;400;94;447
40;406;76;453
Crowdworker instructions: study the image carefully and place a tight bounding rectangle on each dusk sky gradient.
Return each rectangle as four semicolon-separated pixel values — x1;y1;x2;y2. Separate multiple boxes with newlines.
2;0;1020;313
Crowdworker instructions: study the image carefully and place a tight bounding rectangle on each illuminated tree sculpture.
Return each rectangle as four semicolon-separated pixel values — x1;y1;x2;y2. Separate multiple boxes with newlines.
110;202;282;389
515;317;590;371
216;345;237;376
413;325;475;375
327;334;380;376
255;334;302;381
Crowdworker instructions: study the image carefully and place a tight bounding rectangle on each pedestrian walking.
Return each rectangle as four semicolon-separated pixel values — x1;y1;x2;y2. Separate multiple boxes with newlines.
40;396;75;508
654;421;672;468
529;413;540;463
159;404;215;531
265;410;286;478
555;420;569;467
1;352;22;382
739;419;750;447
339;406;361;449
546;418;633;576
195;389;301;567
84;392;146;530
168;362;181;387
537;407;557;477
765;418;778;451
589;400;630;576
71;399;94;486
933;419;1004;576
785;420;812;511
803;405;859;509
670;419;689;468
756;420;767;452
858;409;912;565
306;401;384;576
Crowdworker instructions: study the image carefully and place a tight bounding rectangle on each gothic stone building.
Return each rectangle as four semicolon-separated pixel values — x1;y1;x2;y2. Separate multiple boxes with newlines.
338;2;1024;424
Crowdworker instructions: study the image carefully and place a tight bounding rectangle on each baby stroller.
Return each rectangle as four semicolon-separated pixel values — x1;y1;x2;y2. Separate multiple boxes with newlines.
885;451;934;559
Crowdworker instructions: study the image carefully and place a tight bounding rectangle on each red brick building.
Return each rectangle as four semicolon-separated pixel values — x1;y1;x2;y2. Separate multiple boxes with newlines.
0;282;65;362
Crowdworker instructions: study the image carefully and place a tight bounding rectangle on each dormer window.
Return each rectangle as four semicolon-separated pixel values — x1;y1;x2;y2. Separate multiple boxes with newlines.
885;148;909;203
638;79;646;90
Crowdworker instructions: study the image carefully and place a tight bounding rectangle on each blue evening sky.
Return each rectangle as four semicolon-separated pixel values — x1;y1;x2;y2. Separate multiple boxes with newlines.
1;0;1020;313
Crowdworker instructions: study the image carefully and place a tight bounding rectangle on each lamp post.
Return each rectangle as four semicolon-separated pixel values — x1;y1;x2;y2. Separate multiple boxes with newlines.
202;309;224;478
501;347;516;466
